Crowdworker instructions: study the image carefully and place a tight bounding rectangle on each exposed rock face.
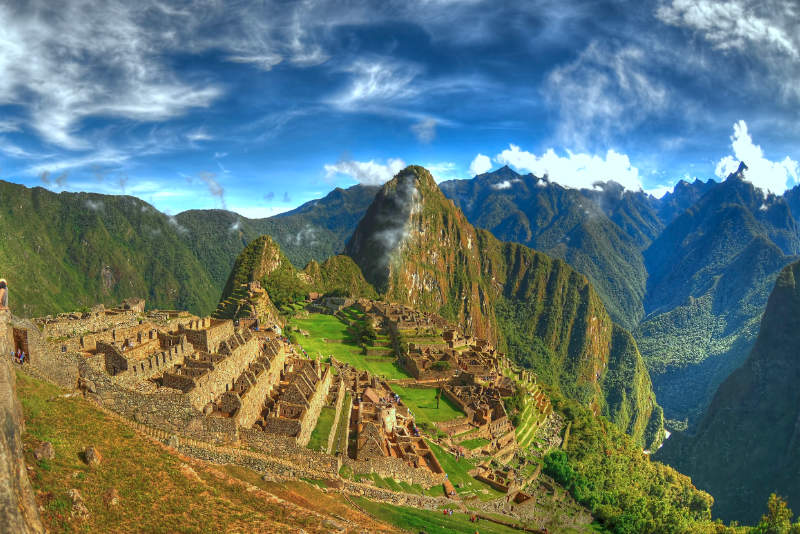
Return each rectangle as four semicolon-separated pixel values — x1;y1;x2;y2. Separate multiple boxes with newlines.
657;259;800;524
0;312;45;533
345;166;662;447
346;166;498;342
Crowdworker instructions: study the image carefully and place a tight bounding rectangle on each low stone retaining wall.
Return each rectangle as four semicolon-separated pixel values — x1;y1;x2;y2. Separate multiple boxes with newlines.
343;456;445;489
240;428;340;475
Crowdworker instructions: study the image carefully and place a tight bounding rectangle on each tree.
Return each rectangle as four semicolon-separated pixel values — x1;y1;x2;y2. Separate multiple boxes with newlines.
752;494;800;534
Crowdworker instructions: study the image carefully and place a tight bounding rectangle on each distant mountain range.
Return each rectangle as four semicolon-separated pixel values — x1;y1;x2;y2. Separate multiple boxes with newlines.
443;164;799;426
4;162;798;427
0;179;377;317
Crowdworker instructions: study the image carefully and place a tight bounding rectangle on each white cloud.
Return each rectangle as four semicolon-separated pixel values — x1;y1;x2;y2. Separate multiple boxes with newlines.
644;185;674;199
496;144;643;190
657;0;800;102
331;58;421;110
714;120;799;194
0;120;19;133
27;149;130;176
546;41;668;148
187;128;213;142
411;118;437;143
657;0;798;58
324;158;406;186
491;180;515;190
424;162;460;183
469;154;493;176
0;1;223;150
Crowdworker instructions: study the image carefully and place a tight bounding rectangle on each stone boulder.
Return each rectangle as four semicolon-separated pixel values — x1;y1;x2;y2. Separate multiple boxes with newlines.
33;442;54;461
83;446;102;467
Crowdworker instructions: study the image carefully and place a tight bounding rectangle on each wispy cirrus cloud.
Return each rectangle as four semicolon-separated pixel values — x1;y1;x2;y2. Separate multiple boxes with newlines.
657;0;800;102
330;58;422;110
657;0;798;58
545;41;669;149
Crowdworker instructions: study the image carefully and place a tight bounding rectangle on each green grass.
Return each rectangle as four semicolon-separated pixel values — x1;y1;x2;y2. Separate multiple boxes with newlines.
392;385;465;424
460;437;490;450
307;406;336;451
14;370;342;533
352;497;523;534
290;311;411;379
426;440;504;500
332;392;351;455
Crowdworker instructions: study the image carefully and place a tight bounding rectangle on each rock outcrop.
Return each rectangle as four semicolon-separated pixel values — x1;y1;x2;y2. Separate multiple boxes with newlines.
0;311;44;533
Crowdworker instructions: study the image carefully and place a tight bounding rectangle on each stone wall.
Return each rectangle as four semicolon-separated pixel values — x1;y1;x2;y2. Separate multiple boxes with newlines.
79;357;239;445
240;428;341;475
334;392;353;457
183;335;261;411
37;309;139;341
343;456;446;488
296;366;333;447
11;318;79;389
107;338;191;387
234;343;288;427
179;318;234;353
0;311;44;533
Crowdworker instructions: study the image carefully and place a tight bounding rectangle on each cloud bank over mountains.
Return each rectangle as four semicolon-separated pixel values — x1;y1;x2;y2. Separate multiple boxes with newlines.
0;0;797;215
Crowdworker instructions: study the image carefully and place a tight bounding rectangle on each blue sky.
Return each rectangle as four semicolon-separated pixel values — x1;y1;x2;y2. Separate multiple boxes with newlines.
0;0;798;216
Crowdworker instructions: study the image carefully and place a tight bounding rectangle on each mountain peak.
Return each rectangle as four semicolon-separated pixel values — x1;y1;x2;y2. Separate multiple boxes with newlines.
726;160;748;181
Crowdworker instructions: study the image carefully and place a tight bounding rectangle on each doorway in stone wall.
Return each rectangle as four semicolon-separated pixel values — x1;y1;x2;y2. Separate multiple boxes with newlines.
12;327;29;361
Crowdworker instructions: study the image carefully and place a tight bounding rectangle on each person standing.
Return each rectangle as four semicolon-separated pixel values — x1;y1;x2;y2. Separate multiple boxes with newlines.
0;279;7;310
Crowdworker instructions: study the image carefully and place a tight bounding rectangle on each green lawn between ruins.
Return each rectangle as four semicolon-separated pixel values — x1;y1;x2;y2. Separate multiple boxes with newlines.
307;405;336;451
391;384;466;424
288;310;411;380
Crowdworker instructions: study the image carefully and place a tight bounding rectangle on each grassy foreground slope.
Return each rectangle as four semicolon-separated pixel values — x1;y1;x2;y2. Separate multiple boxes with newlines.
16;370;394;533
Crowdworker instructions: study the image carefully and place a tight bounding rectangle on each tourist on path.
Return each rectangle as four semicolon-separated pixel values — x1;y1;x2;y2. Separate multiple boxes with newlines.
0;278;7;310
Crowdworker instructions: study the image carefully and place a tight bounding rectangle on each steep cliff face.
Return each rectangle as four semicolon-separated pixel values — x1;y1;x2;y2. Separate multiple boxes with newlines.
346;166;497;341
346;166;661;447
656;259;800;524
0;313;45;533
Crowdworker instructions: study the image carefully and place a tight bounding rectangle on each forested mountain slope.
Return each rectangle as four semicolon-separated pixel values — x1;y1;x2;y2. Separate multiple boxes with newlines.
656;259;800;524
